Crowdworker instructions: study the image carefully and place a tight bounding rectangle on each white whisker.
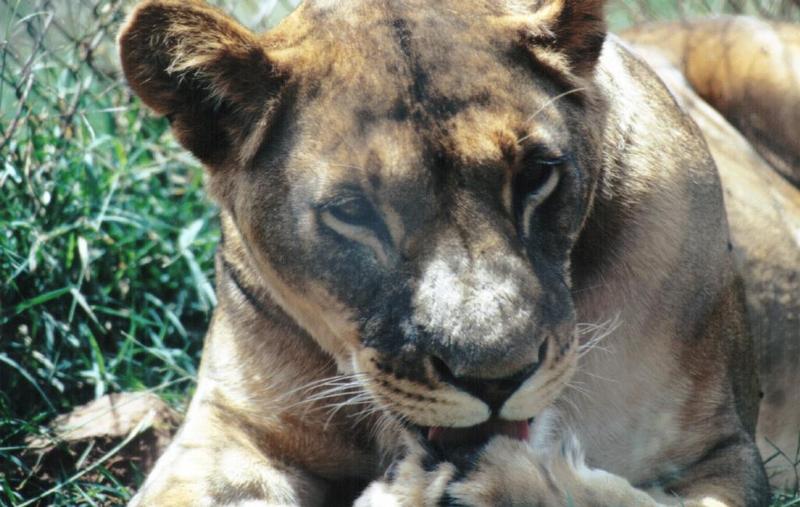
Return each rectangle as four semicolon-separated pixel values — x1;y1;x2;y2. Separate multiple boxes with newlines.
517;87;588;144
576;313;621;357
557;390;584;417
581;370;619;384
305;382;366;397
276;373;370;415
322;392;374;430
276;372;367;402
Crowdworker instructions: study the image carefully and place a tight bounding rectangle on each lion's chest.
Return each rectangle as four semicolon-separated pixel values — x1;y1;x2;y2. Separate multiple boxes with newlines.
546;331;719;485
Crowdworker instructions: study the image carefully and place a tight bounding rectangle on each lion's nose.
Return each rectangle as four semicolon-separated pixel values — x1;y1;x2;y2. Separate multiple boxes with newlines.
430;340;548;414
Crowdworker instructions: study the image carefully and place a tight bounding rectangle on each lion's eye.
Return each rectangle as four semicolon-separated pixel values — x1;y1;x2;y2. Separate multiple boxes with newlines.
325;197;377;228
319;195;392;262
513;156;564;237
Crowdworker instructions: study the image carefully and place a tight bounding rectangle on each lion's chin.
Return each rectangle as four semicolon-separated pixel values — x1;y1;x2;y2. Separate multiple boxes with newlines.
427;418;530;446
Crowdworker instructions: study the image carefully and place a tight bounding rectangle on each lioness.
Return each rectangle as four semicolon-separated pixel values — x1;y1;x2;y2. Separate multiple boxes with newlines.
118;1;799;505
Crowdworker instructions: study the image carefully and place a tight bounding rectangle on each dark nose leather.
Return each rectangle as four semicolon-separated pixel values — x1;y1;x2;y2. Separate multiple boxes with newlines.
431;342;547;414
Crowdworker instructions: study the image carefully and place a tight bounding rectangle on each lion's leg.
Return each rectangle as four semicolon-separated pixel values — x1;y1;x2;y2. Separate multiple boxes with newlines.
558;431;769;507
129;407;328;507
652;432;770;506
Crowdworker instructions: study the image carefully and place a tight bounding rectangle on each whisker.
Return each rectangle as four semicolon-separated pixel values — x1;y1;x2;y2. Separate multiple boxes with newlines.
287;385;363;408
276;372;367;401
580;370;619;384
565;381;591;399
321;392;373;410
350;400;387;425
282;373;366;396
278;375;370;414
306;381;367;396
297;389;366;406
557;390;584;417
517;87;588;144
576;313;621;357
322;393;374;430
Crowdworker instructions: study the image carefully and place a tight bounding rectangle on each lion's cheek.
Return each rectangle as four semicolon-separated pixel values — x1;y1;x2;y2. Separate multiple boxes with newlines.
240;239;363;371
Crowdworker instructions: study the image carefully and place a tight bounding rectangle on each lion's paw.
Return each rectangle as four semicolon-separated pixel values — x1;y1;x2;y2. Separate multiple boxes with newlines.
354;446;456;507
443;436;565;506
357;435;659;507
444;435;657;507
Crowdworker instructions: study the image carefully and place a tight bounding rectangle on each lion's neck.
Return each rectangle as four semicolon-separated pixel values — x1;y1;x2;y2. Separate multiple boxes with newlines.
187;210;383;478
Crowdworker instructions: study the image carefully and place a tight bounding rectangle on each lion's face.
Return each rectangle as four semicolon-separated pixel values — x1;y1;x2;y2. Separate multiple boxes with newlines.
120;0;606;451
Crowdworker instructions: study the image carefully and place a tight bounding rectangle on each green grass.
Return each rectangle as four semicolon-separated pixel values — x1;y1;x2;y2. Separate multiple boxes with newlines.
0;1;222;503
0;0;798;505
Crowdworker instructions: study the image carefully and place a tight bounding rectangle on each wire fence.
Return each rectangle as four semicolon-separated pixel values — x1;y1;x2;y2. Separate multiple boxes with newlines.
0;0;298;172
608;0;800;24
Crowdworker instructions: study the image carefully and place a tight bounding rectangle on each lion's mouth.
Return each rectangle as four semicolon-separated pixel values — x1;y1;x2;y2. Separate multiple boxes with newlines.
423;417;531;451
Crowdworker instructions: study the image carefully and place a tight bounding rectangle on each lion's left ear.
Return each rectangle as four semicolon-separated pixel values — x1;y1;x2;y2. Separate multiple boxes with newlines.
118;0;288;169
524;0;607;75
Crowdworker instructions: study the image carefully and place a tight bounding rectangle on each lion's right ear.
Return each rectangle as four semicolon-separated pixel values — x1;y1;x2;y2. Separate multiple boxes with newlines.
118;0;286;169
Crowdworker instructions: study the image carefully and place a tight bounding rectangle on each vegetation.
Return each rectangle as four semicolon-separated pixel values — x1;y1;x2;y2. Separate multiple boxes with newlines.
0;0;797;505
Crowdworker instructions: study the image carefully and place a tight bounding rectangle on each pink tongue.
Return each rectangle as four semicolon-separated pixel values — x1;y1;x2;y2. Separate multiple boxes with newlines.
427;419;529;446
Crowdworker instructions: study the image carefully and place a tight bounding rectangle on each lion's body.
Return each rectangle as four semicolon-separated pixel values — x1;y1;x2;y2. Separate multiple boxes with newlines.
622;20;800;489
119;2;798;506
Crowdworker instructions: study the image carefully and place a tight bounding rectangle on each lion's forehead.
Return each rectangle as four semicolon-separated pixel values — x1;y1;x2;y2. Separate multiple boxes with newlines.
272;0;570;160
296;0;508;36
262;0;581;241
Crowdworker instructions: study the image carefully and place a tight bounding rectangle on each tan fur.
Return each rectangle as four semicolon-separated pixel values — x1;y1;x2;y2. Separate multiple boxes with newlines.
623;16;800;187
623;25;800;490
119;2;797;505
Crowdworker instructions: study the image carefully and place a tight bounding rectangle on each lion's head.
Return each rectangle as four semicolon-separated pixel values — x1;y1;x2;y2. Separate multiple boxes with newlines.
120;0;607;455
